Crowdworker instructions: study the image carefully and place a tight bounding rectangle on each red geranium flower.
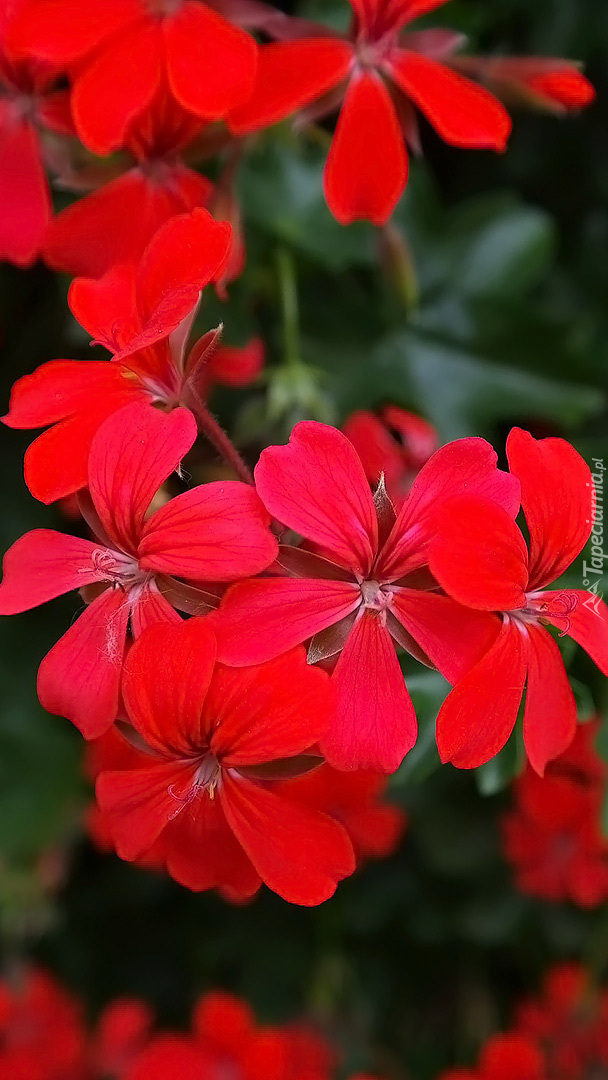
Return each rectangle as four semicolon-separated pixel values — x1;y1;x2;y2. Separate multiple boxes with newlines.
0;402;277;737
90;999;154;1080
429;428;608;774
125;990;336;1080
229;0;594;224
9;0;258;153
213;420;520;773
515;964;608;1080
502;722;608;907
229;0;512;224
3;208;232;503
42;81;213;277
96;618;355;905
0;967;87;1080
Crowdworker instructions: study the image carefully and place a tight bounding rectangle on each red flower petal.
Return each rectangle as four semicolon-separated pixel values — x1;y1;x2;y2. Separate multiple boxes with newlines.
96;760;198;860
43;170;174;278
0;529;101;614
193;992;253;1047
377;436;520;580
122;618;216;756
213;578;360;666
114;208;231;359
204;648;334;765
523;624;577;776
8;0;142;60
88;403;197;553
37;587;130;738
429;495;529;610
436;620;527;769
323;610;416;773
139;481;277;582
506;427;594;589
390;588;501;684
68;265;137;350
162;795;260;896
479;1034;546;1080
72;23;162;153
228;39;351;133
164;1;257;119
343;410;405;489
471;59;595;112
22;402;141;505
255;421;378;577
389;50;511;149
543;589;608;677
0;111;49;267
324;71;408;226
5;356;142;502
206;338;264;388
125;1037;209;1080
3;359;133;428
525;70;595;110
219;773;355;904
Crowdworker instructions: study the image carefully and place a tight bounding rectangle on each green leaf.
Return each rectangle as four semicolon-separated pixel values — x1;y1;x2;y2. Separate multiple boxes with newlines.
238;136;376;270
445;199;557;298
355;331;604;440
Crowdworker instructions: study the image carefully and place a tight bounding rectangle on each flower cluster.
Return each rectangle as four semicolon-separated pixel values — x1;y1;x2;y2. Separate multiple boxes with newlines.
515;964;608;1080
0;966;152;1079
502;721;608;907
0;0;595;269
0;0;605;910
0;197;607;903
0;964;375;1080
439;964;608;1080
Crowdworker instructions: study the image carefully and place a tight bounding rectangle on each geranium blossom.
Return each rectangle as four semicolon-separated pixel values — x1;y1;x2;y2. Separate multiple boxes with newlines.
0;402;277;737
213;420;520;772
501;722;608;907
9;0;258;152
228;0;593;224
3;208;232;503
429;428;608;774
42;81;213;277
515;965;608;1080
96;617;355;904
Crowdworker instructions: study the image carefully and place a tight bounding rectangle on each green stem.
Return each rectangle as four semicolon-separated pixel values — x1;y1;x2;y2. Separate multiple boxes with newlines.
276;245;301;368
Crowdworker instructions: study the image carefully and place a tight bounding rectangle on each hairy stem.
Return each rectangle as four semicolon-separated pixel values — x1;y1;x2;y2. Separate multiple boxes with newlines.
187;396;254;486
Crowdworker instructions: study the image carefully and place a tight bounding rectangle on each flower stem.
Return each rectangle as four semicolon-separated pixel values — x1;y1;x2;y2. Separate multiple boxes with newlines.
276;245;300;368
187;396;254;486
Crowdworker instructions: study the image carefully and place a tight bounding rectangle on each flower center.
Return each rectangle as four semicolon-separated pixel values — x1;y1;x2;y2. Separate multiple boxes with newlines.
91;548;147;588
193;753;221;797
509;590;579;636
166;753;221;820
360;579;393;613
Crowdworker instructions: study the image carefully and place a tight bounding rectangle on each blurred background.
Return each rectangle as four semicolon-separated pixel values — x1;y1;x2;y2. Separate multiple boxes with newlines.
0;0;606;1075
